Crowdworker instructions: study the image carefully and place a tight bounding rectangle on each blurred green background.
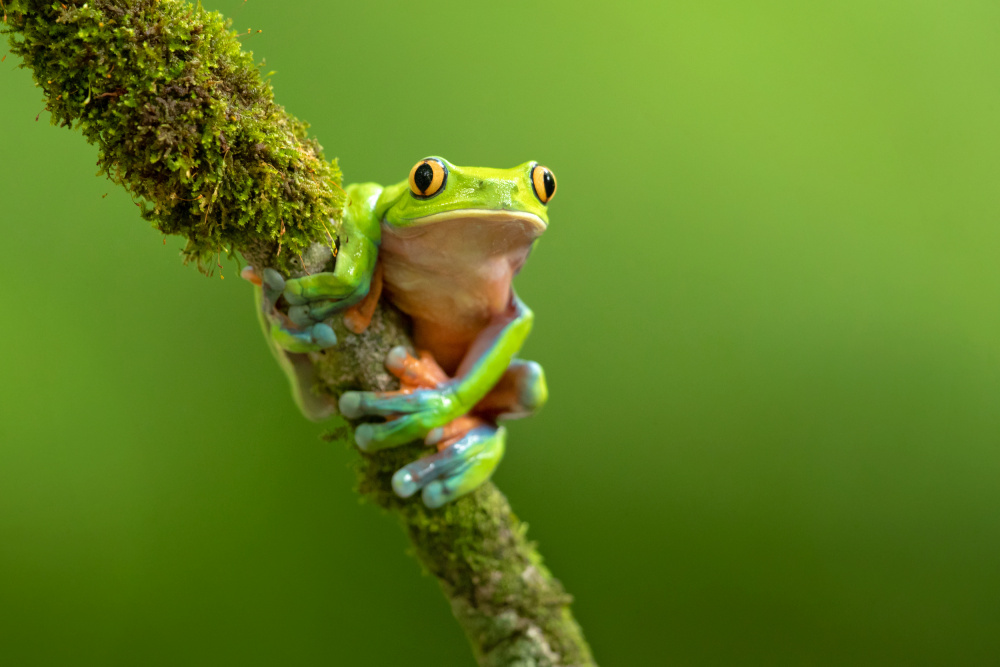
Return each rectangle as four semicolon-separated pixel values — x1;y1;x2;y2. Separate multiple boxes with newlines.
3;1;1000;664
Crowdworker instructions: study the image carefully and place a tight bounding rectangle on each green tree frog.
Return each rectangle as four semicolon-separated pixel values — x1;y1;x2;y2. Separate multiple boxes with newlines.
242;157;556;508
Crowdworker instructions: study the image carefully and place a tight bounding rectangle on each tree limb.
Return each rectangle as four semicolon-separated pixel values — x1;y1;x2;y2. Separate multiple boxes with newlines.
3;2;595;665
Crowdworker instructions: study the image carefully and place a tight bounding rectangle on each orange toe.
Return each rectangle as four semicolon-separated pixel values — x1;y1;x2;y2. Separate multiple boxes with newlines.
386;347;450;389
429;415;489;451
240;266;262;286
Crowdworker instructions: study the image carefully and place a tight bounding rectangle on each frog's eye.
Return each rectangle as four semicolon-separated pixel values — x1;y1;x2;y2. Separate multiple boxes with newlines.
530;164;557;204
409;158;448;199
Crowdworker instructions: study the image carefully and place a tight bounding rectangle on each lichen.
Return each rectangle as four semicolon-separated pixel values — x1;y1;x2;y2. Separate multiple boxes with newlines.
3;0;345;275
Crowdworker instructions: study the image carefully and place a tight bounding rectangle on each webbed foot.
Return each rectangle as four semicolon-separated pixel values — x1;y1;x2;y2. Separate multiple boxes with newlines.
339;346;465;451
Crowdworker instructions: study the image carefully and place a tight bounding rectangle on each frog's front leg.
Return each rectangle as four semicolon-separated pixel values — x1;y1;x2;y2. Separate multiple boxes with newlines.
340;293;534;451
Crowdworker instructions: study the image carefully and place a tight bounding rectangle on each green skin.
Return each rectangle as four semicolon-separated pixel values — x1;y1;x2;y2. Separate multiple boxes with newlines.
252;157;552;508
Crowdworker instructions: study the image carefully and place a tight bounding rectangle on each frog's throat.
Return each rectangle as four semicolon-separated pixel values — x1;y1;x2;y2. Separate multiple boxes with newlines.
385;209;547;237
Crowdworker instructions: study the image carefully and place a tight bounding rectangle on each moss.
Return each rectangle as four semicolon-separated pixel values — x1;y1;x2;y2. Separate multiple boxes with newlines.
3;0;345;275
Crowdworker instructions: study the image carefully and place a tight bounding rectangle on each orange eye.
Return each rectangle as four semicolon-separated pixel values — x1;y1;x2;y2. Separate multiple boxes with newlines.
408;158;447;198
531;164;557;204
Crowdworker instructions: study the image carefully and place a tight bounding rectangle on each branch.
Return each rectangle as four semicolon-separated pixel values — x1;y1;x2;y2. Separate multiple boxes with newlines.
3;2;595;665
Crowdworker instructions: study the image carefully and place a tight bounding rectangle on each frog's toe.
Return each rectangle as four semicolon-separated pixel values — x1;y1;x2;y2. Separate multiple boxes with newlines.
240;266;263;286
384;346;450;389
425;415;484;447
341;390;398;419
284;272;361;305
309;322;338;347
307;299;343;320
289;300;345;327
287;305;314;328
392;425;506;508
341;390;406;420
353;415;427;452
342;389;449;418
248;267;285;314
338;391;365;420
269;320;337;353
261;268;286;297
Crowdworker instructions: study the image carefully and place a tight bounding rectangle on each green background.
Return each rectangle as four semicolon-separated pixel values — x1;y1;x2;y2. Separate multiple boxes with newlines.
2;1;999;664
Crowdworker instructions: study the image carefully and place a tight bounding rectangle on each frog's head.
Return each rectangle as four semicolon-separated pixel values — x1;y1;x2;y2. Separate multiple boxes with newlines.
374;157;556;242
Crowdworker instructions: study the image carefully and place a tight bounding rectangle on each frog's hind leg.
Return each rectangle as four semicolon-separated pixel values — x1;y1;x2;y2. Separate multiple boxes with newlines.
474;359;548;421
392;424;506;508
343;345;514;507
382;347;490;448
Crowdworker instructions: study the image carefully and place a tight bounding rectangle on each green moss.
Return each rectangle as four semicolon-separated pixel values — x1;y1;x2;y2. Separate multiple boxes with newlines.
3;0;345;275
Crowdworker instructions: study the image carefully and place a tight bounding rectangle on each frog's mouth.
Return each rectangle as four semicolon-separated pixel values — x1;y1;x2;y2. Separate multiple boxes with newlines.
384;209;547;238
380;209;546;269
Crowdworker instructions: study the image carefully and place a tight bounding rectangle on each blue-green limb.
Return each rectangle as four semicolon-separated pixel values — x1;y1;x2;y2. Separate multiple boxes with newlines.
340;293;534;451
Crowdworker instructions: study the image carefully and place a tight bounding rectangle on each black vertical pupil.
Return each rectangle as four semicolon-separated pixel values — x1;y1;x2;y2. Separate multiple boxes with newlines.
414;163;435;193
542;169;555;198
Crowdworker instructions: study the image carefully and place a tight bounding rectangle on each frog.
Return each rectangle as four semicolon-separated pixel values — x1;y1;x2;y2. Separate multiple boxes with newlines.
241;157;556;508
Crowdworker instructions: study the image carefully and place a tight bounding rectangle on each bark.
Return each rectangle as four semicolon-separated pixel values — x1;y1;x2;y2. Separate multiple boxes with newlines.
3;2;595;664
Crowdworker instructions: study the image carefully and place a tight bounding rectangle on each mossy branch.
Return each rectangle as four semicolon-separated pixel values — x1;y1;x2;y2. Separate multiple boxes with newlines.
3;1;595;665
4;0;344;274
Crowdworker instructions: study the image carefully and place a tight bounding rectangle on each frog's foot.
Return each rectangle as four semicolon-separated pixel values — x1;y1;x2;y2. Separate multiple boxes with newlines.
242;266;338;353
385;345;449;390
392;423;506;508
475;360;548;420
339;346;464;452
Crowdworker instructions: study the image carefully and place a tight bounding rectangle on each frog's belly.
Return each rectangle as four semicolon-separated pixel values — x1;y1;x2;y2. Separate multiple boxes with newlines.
382;255;515;332
379;217;538;371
